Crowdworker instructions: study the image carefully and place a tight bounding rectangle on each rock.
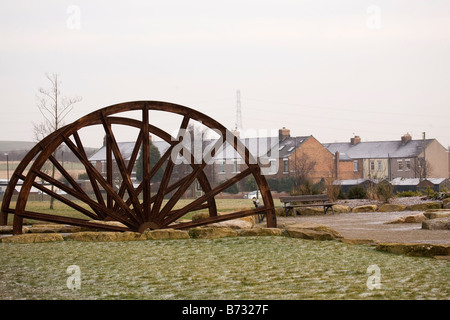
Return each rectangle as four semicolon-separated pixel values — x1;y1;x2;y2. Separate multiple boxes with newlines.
209;219;254;229
422;218;450;230
193;212;255;229
376;242;450;257
144;229;190;240
403;214;427;223
191;212;210;222
408;202;442;211
60;225;89;233
283;222;343;241
239;228;283;237
209;215;255;229
352;205;378;213
295;207;324;215
331;205;351;213
1;233;63;244
87;220;128;229
340;238;378;246
188;227;238;239
64;231;143;242
378;204;407;212
434;256;450;261
0;226;29;234
423;210;450;220
385;213;427;224
28;224;66;233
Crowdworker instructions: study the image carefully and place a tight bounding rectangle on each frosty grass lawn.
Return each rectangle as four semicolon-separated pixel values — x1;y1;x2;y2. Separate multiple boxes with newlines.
0;236;448;300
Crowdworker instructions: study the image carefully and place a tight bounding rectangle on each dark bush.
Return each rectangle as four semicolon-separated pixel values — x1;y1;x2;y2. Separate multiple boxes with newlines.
348;185;367;199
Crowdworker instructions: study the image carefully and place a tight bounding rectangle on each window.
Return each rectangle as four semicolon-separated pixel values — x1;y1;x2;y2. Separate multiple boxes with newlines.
398;160;403;171
377;161;382;171
233;159;240;173
353;160;358;172
405;159;411;171
370;161;375;171
283;159;289;173
269;159;277;174
218;160;225;173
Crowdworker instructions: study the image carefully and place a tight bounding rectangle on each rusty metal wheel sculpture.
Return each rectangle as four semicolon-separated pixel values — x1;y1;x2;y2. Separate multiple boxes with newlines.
1;101;276;235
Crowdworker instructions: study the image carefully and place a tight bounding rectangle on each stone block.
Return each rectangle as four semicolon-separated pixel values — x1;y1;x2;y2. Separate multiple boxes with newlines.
188;227;238;239
1;233;63;244
378;204;407;212
352;205;378;213
376;242;450;257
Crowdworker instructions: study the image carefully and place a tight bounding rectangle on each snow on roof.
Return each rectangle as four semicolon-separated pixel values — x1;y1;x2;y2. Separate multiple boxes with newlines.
323;139;434;159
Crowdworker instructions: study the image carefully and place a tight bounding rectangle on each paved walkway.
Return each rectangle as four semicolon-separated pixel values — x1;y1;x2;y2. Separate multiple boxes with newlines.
275;211;450;245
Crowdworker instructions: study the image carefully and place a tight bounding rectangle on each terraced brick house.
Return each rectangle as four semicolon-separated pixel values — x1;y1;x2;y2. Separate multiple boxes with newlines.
324;134;449;181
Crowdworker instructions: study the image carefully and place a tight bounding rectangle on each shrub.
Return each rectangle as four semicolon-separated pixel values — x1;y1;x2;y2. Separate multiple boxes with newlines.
396;190;421;197
347;185;367;199
376;181;394;202
224;183;239;194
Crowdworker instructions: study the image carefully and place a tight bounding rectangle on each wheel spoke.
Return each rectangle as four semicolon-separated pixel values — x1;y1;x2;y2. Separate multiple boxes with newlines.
159;167;253;227
23;172;99;220
69;133;106;209
101;112;144;221
150;115;190;221
64;134;142;226
48;154;106;219
113;130;143;211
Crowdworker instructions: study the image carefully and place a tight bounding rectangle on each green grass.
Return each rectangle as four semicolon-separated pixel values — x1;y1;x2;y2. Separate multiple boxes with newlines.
0;237;448;300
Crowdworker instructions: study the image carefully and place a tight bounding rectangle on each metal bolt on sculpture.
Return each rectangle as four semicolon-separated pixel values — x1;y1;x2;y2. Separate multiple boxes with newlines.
1;101;276;235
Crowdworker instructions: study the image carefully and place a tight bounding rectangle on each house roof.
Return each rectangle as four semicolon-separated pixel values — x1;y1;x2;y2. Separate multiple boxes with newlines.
323;139;434;159
390;177;448;186
88;137;279;163
210;136;279;160
274;136;310;158
89;141;171;162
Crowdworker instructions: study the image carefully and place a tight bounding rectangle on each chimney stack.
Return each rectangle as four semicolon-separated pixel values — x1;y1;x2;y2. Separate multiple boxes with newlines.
351;135;361;145
279;127;290;141
401;133;412;145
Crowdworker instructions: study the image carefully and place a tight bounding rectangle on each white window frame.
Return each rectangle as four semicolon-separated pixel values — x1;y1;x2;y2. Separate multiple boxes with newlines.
353;160;358;172
283;158;289;174
397;159;403;171
405;159;411;171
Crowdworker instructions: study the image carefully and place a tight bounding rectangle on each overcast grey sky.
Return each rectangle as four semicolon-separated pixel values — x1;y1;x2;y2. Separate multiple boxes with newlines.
1;0;449;149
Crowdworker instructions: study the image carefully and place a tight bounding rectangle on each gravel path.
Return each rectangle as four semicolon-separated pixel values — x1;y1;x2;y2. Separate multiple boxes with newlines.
274;197;450;245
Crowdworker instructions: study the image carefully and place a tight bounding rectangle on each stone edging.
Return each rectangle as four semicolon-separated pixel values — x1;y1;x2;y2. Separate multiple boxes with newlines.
1;222;449;260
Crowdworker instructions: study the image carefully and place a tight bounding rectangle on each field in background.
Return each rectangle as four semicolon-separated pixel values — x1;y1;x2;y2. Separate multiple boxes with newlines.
1;198;282;225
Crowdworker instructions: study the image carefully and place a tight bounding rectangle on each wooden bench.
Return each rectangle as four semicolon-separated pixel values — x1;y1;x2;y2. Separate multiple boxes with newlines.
279;194;336;216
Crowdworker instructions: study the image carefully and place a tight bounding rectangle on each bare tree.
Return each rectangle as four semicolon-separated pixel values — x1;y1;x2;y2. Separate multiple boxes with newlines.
34;73;82;209
414;157;433;181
